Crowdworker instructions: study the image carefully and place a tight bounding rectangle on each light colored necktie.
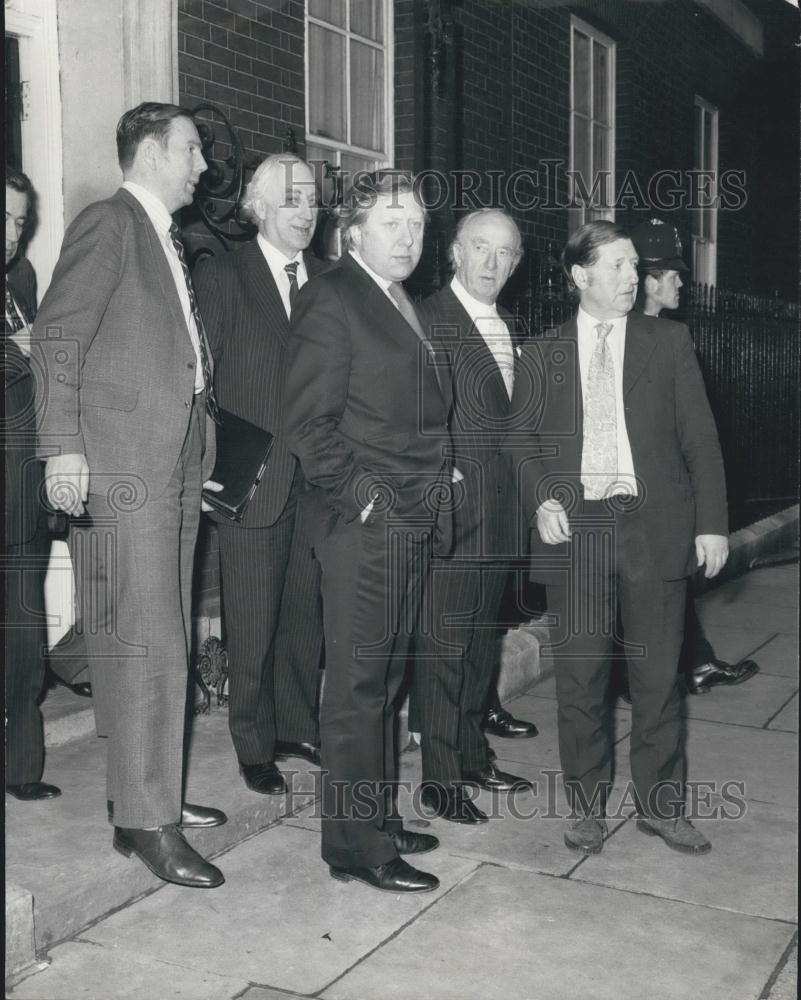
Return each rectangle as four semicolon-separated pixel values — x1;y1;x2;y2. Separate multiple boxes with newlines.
485;316;515;399
581;321;617;500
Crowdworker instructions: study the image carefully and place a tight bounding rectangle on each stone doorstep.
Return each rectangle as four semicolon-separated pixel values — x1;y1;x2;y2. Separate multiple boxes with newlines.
5;885;36;989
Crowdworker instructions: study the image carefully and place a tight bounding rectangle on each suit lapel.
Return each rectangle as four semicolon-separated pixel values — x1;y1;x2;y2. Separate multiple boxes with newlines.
623;312;658;397
244;240;290;345
117;190;190;343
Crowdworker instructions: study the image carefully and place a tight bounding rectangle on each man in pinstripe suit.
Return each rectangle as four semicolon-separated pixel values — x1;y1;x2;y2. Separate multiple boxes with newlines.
194;155;324;796
416;209;533;825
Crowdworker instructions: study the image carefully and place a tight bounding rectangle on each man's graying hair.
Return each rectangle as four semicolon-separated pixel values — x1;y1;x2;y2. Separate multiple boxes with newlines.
447;208;523;269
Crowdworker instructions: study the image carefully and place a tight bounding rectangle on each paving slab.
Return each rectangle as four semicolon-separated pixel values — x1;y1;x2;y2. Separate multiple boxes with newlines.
75;823;480;997
695;598;796;637
755;633;800;679
766;943;798;1000
690;623;777;665
7;941;251;1000
768;694;798;733
571;801;797;922
319;865;795;1000
679;672;798;728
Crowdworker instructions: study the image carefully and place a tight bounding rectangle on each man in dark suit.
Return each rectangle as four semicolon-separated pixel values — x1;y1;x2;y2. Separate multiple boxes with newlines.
4;165;61;802
32;103;226;888
285;170;450;894
194;154;324;795
415;209;534;824
509;220;728;856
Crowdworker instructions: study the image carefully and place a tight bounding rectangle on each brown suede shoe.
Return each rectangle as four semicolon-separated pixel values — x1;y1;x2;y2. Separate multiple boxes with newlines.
636;816;711;854
564;817;608;854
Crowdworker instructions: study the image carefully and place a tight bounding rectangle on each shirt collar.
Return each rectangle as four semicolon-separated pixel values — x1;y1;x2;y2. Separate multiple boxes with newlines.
349;249;393;293
257;233;304;275
577;305;627;336
121;180;173;236
450;276;501;323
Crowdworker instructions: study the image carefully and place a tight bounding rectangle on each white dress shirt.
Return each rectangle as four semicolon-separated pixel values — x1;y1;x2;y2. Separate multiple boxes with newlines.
122;180;204;392
576;306;638;496
257;234;309;317
450;277;516;399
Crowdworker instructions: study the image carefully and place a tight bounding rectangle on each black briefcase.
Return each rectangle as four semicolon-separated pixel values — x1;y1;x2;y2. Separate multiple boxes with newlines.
202;409;274;523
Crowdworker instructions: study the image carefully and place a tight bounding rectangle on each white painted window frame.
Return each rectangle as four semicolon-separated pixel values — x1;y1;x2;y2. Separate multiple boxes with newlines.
304;0;395;172
569;15;616;231
691;95;719;289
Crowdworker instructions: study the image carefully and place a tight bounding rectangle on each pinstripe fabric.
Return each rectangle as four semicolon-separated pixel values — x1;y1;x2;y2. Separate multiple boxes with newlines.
414;287;518;784
4;261;49;785
194;242;325;765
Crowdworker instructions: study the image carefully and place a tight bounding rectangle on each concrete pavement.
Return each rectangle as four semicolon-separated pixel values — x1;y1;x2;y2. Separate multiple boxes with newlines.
5;560;798;1000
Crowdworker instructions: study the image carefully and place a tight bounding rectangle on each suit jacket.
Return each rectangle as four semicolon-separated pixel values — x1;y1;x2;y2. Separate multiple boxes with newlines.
508;311;728;582
5;258;41;546
194;241;326;528
285;252;451;545
32;188;215;499
419;285;517;558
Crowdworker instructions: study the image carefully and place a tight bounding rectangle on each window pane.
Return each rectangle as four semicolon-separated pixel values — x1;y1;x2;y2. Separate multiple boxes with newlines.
341;152;378;187
572;114;591;200
592;124;609;205
309;25;347;142
704;109;716;172
351;0;383;42
572;31;591;117
350;40;384;151
306;142;340;207
309;0;345;27
593;43;609;124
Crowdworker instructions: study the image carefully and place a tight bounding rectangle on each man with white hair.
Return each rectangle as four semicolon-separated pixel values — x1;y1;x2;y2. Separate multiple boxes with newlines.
194;154;325;795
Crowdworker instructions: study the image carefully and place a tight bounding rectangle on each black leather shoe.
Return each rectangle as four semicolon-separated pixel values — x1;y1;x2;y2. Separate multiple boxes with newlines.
113;825;224;888
484;707;538;739
6;781;62;801
240;761;287;795
687;659;759;694
330;856;439;893
420;784;488;824
462;762;533;793
107;801;227;828
274;740;321;766
390;828;440;855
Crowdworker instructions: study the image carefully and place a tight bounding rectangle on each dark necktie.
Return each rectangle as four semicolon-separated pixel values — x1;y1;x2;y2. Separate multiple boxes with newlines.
284;261;299;309
5;287;25;335
168;223;221;423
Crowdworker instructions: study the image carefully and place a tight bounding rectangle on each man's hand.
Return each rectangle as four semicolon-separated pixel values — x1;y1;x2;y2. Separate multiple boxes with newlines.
695;534;729;579
44;454;89;517
536;500;571;545
201;479;224;513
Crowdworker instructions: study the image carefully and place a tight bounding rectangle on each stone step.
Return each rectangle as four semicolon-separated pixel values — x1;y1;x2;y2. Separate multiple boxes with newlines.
5;885;37;987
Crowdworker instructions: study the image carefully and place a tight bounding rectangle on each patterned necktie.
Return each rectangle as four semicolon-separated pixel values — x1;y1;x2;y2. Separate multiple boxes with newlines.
5;287;25;334
168;223;221;423
284;261;299;309
581;321;617;500
388;282;443;395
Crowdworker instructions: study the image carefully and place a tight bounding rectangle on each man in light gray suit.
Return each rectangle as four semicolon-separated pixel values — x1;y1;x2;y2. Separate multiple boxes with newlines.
33;103;226;888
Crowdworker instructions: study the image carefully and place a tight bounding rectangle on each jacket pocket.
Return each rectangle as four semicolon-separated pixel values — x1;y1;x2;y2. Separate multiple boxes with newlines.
81;379;139;412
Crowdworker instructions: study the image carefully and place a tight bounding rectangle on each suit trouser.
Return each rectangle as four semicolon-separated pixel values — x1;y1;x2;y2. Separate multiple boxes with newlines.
415;559;508;785
217;482;322;765
546;502;687;821
317;515;431;869
68;395;205;829
4;511;49;785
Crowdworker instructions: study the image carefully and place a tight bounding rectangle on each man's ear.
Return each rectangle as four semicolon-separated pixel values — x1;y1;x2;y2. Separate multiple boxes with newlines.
571;263;588;290
136;136;162;173
451;241;464;270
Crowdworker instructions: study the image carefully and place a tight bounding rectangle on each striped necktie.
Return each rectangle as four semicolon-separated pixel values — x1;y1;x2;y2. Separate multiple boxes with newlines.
284;260;299;309
388;281;444;396
581;321;617;500
168;223;221;423
5;287;25;334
